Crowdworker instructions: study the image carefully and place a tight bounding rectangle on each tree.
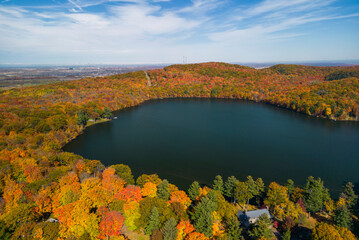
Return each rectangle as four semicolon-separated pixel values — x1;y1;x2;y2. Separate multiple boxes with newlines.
136;174;161;188
246;176;265;198
335;225;357;240
168;190;191;210
98;211;125;239
226;216;243;240
249;214;273;240
142;182;157;198
123;201;140;231
146;207;160;235
77;110;89;126
176;220;195;240
264;182;288;212
137;197;175;229
342;182;357;209
234;181;252;210
161;218;178;240
282;230;291;240
157;180;170;201
188;181;201;201
102;107;113;119
224;176;238;201
191;196;217;237
281;216;295;231
213;175;224;193
311;222;343;240
110;164;135;185
285;179;295;196
152;229;163;240
303;177;329;214
334;205;352;229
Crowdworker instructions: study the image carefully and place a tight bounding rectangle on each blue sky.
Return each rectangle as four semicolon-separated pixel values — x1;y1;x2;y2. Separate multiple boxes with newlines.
0;0;358;64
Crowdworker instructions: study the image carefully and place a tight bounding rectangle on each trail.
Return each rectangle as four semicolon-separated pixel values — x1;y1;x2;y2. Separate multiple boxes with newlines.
144;71;151;87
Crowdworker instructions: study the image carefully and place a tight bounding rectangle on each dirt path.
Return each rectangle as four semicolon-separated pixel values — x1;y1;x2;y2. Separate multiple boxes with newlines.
144;71;151;87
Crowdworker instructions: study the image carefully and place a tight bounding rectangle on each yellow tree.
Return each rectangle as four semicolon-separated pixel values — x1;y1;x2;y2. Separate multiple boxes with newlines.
311;222;343;240
141;182;157;198
264;182;288;215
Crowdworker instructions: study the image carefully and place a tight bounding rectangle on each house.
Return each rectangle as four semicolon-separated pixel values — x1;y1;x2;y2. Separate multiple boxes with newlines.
238;208;272;226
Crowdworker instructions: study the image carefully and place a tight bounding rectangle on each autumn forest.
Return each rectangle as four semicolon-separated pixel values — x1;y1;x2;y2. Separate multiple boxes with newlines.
0;62;358;239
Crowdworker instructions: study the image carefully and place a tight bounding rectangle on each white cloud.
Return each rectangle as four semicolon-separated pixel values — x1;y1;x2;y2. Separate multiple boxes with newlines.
0;0;358;64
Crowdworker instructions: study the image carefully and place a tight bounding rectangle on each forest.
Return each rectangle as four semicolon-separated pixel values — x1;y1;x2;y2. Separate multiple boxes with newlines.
0;62;358;239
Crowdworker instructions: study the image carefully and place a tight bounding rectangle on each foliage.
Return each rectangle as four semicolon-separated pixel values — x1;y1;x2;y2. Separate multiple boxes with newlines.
213;175;224;193
77;110;89;126
157;179;171;201
304;177;329;213
341;182;358;209
188;181;201;202
334;205;352;229
98;210;125;239
226;216;243;240
162;218;178;240
110;164;135;185
249;214;273;240
224;176;238;200
146;207;160;235
282;230;291;240
311;222;357;240
191;195;217;237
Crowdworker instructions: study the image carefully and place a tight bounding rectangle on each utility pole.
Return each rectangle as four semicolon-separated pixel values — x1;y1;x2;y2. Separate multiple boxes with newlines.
183;56;188;64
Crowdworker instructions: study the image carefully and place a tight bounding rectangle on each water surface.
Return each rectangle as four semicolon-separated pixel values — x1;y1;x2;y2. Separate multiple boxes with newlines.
64;99;359;194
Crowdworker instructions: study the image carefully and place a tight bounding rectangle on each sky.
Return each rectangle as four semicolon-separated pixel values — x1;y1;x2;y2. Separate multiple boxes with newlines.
0;0;358;65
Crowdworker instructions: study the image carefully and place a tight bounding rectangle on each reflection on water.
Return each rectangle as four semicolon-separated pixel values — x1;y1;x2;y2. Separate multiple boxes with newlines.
64;99;359;196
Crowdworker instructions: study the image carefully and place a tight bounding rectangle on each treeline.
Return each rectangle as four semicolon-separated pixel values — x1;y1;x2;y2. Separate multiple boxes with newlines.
0;62;358;239
0;157;358;239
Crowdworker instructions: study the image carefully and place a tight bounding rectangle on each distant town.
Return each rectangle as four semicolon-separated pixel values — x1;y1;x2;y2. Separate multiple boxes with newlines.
0;65;166;89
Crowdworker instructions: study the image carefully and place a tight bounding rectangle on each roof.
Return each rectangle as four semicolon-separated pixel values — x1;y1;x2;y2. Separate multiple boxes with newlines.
245;209;270;219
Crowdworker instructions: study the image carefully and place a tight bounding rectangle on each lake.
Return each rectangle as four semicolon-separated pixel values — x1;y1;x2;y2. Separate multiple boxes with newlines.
64;99;359;195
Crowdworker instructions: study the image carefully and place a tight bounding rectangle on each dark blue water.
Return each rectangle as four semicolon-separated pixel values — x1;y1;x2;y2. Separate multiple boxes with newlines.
64;99;359;195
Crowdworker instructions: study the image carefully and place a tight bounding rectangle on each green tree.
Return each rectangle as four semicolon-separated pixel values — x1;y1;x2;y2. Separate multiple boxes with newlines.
304;177;329;214
224;176;238;201
110;164;135;185
342;182;358;209
157;180;170;201
161;218;177;240
234;181;253;210
334;205;352;229
102;107;113;119
191;195;217;237
247;176;265;206
282;230;291;240
249;214;273;240
77;110;89;126
0;220;12;240
226;216;243;240
146;207;160;235
213;175;224;193
136;197;175;229
188;181;201;201
246;176;259;196
285;179;295;196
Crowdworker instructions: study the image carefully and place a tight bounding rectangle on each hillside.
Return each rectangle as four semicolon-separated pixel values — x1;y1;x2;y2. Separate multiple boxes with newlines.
0;62;358;239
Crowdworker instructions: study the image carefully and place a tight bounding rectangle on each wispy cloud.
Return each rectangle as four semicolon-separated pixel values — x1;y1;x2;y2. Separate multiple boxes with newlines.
0;0;358;64
209;0;359;43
